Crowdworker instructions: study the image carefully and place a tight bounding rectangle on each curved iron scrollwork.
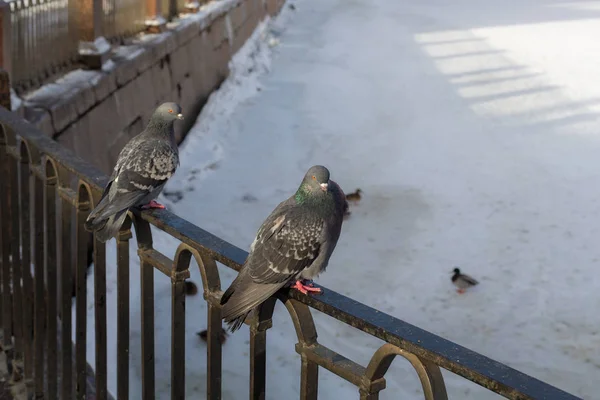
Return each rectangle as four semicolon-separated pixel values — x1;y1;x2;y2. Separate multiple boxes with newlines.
365;343;448;400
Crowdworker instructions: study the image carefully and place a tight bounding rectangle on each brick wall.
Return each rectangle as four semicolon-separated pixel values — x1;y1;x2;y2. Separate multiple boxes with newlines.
17;0;286;175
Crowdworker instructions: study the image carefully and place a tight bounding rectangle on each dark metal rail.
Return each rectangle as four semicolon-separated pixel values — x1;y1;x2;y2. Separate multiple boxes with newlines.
0;104;583;399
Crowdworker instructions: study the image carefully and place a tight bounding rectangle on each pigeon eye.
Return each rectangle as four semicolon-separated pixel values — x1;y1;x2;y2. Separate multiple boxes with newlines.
168;109;173;113
312;175;316;180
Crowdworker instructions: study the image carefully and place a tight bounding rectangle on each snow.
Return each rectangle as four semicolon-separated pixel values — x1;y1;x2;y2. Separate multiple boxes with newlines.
79;0;600;398
78;37;111;55
144;16;167;27
11;89;22;112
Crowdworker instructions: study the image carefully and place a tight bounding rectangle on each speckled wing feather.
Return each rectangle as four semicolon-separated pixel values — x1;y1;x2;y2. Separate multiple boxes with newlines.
220;205;325;330
91;140;177;219
248;207;324;283
84;137;178;241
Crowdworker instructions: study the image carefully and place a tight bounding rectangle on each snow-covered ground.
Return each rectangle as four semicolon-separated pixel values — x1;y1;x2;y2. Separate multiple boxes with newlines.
79;0;600;398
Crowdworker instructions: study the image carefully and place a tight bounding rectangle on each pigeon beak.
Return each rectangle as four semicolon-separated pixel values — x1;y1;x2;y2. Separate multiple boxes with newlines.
177;113;184;120
320;183;328;191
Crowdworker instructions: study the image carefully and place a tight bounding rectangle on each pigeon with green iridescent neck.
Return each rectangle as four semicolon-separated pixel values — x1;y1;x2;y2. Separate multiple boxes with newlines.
220;165;347;332
84;102;184;242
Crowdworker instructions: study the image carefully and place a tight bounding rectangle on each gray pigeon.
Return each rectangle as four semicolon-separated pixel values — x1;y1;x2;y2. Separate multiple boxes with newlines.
84;102;184;242
220;165;347;332
451;267;479;294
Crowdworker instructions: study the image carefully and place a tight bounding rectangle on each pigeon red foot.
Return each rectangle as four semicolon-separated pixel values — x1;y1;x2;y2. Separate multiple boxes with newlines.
142;200;166;209
457;289;466;294
292;279;322;295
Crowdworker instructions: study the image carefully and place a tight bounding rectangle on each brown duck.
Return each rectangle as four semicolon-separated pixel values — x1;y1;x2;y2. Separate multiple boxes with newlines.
346;189;362;203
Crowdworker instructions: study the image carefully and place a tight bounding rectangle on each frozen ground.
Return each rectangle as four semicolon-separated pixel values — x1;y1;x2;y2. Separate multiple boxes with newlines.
79;0;600;398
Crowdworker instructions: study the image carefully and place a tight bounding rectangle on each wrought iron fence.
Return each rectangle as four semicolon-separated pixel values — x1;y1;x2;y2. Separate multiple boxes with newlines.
102;0;147;43
0;103;584;399
7;0;79;94
0;0;200;94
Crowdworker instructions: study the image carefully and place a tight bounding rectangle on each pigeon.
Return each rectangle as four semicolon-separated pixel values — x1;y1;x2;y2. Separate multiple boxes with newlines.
84;102;184;242
451;267;479;294
345;188;362;203
220;165;347;332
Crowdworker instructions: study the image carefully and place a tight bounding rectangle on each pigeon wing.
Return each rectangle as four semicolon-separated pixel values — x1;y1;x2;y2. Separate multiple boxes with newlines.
248;208;324;284
219;208;324;324
88;140;178;221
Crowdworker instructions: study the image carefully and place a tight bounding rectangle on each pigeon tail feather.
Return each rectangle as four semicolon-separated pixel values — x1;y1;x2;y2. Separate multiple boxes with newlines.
94;210;128;243
221;284;247;332
220;280;283;328
84;213;105;232
224;313;249;333
220;283;235;306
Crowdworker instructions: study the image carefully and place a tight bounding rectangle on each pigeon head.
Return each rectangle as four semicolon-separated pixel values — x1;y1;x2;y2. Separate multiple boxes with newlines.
452;267;461;274
153;102;184;122
301;165;331;193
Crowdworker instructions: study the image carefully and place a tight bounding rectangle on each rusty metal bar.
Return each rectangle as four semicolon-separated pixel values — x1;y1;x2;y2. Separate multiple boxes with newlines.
94;236;107;400
168;0;177;21
73;0;103;42
297;344;364;388
102;0;147;42
299;352;318;400
0;68;9;111
0;1;12;79
18;141;33;387
134;218;157;400
140;256;155;400
178;246;223;400
206;302;222;400
249;317;268;399
170;278;186;399
75;183;91;400
117;221;132;400
146;0;166;32
0;176;3;348
139;248;174;277
44;159;59;400
7;136;23;374
0;125;13;356
58;182;74;400
32;159;46;399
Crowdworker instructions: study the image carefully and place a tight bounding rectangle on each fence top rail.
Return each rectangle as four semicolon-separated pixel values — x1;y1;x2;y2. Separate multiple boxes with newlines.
0;106;582;400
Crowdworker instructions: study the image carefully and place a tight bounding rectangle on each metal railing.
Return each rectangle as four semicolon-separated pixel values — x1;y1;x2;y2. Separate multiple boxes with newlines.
7;0;79;94
0;103;584;399
102;0;147;43
0;0;204;94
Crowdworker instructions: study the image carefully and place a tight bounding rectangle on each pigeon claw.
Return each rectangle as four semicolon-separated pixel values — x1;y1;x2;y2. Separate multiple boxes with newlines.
457;288;466;294
292;280;322;295
142;200;166;210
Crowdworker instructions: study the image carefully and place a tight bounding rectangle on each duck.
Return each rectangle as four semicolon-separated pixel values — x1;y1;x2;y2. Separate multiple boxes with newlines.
346;189;362;203
451;267;478;294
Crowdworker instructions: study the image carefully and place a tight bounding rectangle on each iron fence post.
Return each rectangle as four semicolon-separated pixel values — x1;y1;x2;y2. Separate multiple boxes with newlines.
146;0;166;33
0;68;9;112
71;0;110;69
0;1;11;80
